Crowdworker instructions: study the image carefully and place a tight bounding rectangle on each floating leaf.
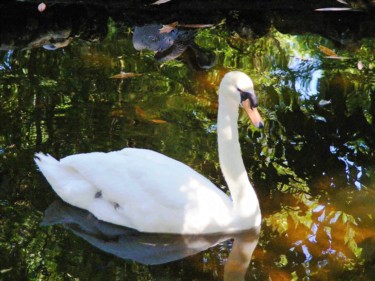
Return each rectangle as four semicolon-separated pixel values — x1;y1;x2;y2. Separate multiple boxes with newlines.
177;23;214;29
159;22;214;34
159;22;178;34
151;119;167;124
318;45;337;57
151;0;172;5
110;72;142;79
315;7;359;12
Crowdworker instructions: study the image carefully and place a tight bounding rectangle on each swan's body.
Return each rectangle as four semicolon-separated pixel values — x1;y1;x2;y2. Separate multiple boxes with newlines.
35;71;263;234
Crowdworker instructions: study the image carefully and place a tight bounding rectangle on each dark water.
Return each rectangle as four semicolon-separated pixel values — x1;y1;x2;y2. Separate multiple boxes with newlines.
1;4;375;280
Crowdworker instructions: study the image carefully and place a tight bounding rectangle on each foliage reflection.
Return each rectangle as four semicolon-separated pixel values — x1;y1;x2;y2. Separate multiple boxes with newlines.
0;17;375;280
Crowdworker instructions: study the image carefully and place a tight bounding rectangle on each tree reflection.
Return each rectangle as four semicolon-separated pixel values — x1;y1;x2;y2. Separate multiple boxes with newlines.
218;27;375;279
1;18;375;280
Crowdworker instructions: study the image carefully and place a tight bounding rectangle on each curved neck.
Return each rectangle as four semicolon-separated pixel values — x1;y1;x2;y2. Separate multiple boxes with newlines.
217;90;260;222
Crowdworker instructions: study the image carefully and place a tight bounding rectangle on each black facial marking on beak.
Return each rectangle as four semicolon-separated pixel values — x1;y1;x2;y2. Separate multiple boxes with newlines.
238;88;258;109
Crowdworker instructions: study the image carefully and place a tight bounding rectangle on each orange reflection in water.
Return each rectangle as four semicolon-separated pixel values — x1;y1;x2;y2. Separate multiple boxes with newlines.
257;174;375;280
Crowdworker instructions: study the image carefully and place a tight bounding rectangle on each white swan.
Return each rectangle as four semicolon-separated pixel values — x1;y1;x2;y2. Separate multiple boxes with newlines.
35;71;263;234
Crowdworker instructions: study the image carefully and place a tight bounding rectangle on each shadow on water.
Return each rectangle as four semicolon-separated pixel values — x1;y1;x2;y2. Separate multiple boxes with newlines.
1;1;375;280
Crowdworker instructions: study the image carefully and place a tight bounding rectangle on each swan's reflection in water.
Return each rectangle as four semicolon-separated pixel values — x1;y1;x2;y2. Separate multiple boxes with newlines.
42;200;259;280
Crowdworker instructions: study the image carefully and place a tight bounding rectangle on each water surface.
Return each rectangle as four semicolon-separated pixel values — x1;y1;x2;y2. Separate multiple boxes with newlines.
1;4;375;280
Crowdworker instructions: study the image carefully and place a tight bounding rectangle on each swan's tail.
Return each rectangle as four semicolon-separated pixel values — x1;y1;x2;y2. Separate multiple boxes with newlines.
34;153;67;191
34;153;95;209
34;153;60;179
34;152;59;167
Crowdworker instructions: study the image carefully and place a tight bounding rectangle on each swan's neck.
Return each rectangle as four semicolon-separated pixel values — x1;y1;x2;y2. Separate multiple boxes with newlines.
217;91;260;222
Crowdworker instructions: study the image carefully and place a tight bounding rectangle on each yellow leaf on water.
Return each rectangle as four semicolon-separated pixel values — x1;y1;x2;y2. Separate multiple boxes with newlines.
159;22;178;34
110;72;142;79
318;45;337;57
151;119;167;124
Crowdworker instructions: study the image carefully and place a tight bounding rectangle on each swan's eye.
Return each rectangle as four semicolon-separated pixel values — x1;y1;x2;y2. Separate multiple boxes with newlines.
238;88;258;109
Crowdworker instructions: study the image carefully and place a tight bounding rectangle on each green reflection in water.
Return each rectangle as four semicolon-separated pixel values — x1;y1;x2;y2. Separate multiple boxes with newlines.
1;22;375;280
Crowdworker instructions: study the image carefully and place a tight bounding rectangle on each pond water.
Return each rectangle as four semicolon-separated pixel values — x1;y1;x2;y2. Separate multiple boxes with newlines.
1;2;375;280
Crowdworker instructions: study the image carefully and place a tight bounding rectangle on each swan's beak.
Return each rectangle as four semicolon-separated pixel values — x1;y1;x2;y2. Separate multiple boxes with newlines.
241;99;264;128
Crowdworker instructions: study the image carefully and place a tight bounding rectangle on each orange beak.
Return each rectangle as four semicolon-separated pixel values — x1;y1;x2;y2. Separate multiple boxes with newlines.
241;99;264;128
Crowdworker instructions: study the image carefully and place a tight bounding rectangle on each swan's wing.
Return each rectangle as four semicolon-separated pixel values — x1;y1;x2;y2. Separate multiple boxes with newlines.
56;148;233;233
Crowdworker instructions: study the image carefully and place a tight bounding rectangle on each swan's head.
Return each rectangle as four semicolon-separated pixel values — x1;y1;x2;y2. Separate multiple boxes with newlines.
220;71;264;128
